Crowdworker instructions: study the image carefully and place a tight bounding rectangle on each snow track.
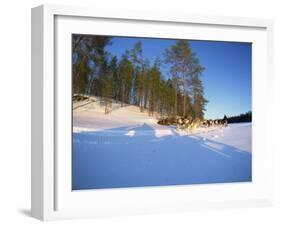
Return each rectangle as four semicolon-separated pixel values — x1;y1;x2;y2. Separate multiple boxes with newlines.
72;96;252;190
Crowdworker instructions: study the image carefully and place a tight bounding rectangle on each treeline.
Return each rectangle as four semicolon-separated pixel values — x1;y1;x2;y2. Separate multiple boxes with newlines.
72;34;208;119
227;111;252;123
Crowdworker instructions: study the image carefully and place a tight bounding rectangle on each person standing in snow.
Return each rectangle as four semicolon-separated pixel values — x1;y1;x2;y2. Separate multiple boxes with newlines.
223;114;228;127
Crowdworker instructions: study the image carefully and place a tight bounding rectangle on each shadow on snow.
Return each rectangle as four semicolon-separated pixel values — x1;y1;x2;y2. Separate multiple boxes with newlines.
72;123;252;190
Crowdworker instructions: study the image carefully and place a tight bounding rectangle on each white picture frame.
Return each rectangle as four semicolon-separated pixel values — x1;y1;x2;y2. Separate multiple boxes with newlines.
31;4;274;221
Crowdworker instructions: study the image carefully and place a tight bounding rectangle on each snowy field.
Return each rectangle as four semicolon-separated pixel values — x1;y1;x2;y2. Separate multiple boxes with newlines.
72;97;252;190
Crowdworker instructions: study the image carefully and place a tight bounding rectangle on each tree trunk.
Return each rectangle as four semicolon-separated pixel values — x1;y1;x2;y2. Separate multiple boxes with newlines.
182;65;187;117
121;85;125;107
174;75;178;116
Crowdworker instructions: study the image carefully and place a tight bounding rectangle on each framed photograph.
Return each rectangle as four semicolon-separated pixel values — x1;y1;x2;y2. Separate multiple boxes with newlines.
31;4;274;221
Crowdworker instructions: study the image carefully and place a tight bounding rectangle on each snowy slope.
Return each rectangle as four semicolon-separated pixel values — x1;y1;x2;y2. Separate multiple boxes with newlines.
72;97;252;190
73;96;169;135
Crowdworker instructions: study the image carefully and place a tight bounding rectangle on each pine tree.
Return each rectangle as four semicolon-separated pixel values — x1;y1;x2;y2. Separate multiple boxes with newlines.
72;35;112;96
174;40;192;117
109;56;119;101
129;42;146;110
148;59;161;116
142;59;151;110
102;57;118;114
164;45;180;116
72;35;90;94
72;35;208;120
118;54;134;106
164;40;207;118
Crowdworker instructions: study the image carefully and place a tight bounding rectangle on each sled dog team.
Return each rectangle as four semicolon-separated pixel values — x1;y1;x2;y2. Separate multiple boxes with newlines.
158;115;228;131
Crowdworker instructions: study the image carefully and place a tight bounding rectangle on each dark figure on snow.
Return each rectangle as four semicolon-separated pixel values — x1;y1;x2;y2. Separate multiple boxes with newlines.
222;114;228;127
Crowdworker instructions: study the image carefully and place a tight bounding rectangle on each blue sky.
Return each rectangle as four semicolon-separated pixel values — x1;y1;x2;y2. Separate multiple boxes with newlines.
106;37;252;119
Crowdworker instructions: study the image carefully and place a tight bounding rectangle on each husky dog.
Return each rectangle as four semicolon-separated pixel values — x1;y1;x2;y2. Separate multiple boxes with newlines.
209;115;228;127
176;116;191;130
214;115;228;127
158;117;177;126
158;114;228;133
201;117;228;128
175;117;202;133
190;119;201;129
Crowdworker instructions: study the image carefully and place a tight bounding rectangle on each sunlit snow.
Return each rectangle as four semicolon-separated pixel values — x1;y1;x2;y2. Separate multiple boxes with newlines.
72;97;252;190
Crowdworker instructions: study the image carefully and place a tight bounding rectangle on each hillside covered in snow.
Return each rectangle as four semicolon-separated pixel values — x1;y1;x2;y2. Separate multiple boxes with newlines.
72;97;252;190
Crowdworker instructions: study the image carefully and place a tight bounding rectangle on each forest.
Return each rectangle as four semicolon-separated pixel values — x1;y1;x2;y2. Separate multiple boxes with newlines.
227;111;252;123
72;35;208;119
